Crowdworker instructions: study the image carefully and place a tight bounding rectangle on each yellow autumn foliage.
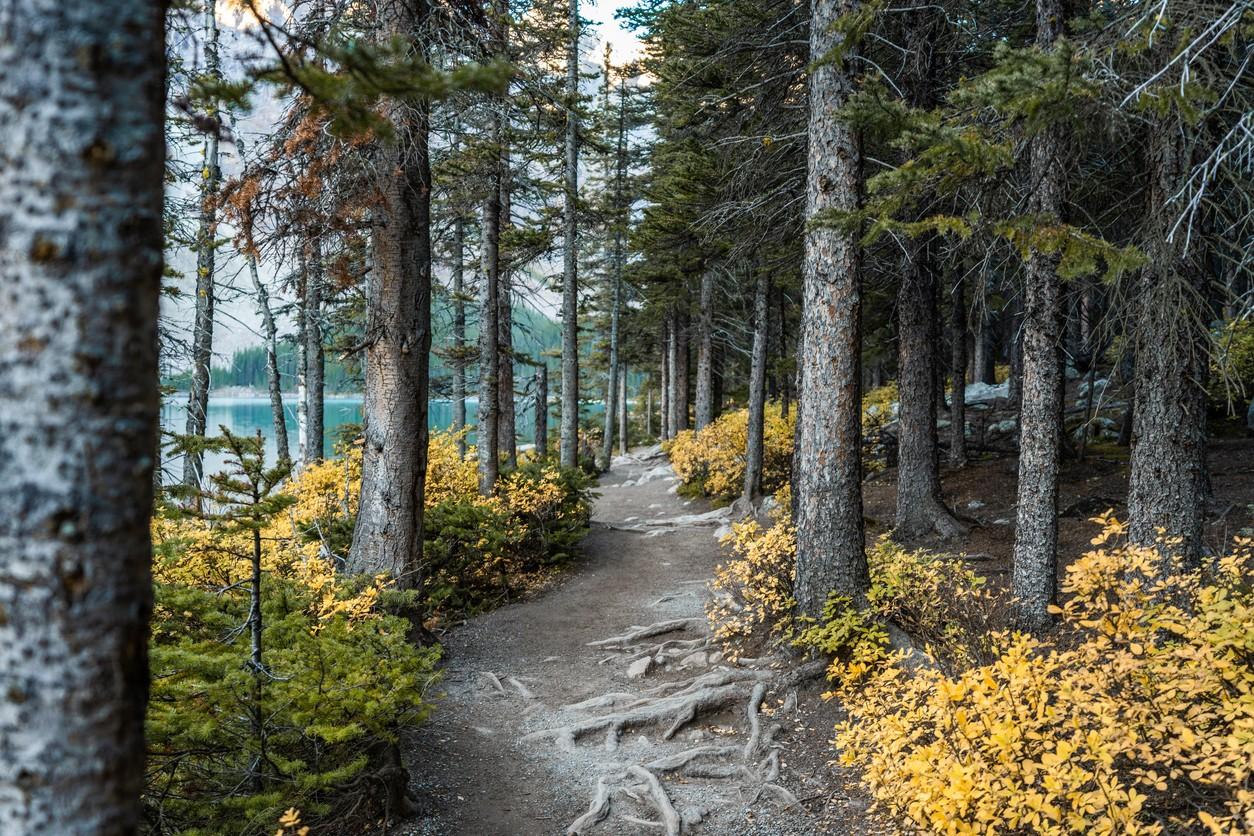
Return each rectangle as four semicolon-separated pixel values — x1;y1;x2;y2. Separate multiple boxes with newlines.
836;522;1254;836
667;403;795;500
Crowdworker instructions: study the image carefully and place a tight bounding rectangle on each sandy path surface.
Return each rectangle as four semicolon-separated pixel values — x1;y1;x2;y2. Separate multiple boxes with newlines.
400;449;879;836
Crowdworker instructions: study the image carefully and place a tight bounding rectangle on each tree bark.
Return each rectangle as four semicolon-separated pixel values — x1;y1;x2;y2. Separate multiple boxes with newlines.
349;0;432;587
794;0;869;619
675;312;690;432
0;0;164;829
619;364;628;455
452;215;468;459
744;270;770;504
183;0;221;489
694;268;716;430
534;364;549;457
895;237;964;539
1011;0;1067;633
478;119;502;494
660;320;671;440
1127;111;1209;567
304;237;325;462
498;137;517;469
248;255;289;468
559;0;581;469
949;267;968;467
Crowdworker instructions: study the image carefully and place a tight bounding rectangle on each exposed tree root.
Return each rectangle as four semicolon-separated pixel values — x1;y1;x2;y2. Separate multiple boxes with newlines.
587;618;704;650
567;772;623;835
628;766;682;836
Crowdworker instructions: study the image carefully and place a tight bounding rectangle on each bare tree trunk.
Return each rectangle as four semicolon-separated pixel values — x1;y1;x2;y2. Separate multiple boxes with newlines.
296;251;308;465
248;256;289;468
559;0;581;469
668;312;683;434
349;0;432;588
478;112;503;494
794;0;869;619
675;312;690;432
452;215;468;459
895;236;964;539
711;342;724;421
973;301;996;385
498;137;517;469
1011;0;1067;633
743;270;770;504
950;266;968;467
600;82;628;468
304;238;325;462
599;253;621;470
646;386;653;439
1128;110;1209;567
619;364;628;455
660;321;671;440
183;0;221;488
0;0;163;828
534;364;549;457
694;268;715;430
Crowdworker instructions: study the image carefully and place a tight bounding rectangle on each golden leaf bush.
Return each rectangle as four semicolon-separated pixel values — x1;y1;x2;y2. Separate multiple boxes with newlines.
698;463;1253;835
835;522;1254;836
667;403;795;501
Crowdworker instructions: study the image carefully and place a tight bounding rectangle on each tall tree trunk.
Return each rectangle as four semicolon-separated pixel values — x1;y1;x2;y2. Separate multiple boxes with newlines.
452;215;468;459
600;82;627;468
296;252;308;465
895;235;964;538
478;106;503;493
559;0;581;468
183;0;221;489
973;301;996;384
694;268;715;430
667;313;680;435
711;342;724;421
231;115;289;468
349;0;432;590
950;267;968;467
534;364;549;457
599;247;621;470
0;0;164;828
660;321;671;440
1011;0;1067;633
498;137;517;469
743;270;770;504
619;364;628;455
248;256;289;468
1127;111;1208;567
794;0;869;619
675;312;690;432
304;237;325;462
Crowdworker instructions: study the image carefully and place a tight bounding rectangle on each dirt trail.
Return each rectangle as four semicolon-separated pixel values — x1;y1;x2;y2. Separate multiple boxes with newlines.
401;448;878;836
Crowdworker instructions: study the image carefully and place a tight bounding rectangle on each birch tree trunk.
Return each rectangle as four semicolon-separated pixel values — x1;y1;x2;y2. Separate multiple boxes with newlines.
452;216;468;459
794;0;869;618
1011;0;1067;633
304;238;325;463
559;0;582;469
0;0;164;829
349;0;432;587
694;268;715;430
183;0;222;489
743;271;770;504
1128;111;1209;567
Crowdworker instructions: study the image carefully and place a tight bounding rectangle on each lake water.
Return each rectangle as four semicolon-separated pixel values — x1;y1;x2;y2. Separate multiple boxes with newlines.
160;394;562;481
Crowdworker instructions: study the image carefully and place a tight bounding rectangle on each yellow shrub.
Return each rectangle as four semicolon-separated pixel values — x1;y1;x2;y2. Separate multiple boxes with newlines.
667;404;795;500
707;489;797;655
836;523;1254;836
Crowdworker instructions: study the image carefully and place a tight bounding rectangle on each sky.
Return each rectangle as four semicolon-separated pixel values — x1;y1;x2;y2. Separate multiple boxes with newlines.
164;1;646;370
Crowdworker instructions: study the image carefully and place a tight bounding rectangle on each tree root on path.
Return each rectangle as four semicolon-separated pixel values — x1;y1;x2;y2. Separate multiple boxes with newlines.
587;618;705;650
550;658;827;833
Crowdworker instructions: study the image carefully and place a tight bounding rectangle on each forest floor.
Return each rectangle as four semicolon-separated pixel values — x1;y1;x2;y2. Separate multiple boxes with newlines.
399;447;888;836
